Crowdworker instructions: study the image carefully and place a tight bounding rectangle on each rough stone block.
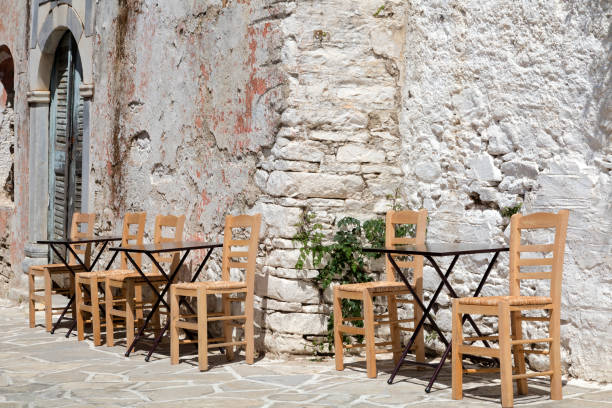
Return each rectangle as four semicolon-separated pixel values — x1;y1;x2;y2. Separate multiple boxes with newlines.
266;171;364;198
336;144;385;163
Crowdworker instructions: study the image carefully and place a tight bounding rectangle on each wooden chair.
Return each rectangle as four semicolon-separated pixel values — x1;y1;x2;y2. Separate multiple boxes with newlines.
333;209;427;378
170;214;261;371
452;210;569;408
105;214;185;347
29;213;95;331
75;212;146;346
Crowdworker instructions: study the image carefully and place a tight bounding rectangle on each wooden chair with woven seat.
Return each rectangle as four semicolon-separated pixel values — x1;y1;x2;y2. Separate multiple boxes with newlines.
333;209;427;378
170;213;261;371
105;214;185;347
29;213;96;331
75;212;146;346
452;210;569;408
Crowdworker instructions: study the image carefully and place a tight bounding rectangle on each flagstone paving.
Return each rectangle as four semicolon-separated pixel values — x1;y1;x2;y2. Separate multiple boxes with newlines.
0;305;609;407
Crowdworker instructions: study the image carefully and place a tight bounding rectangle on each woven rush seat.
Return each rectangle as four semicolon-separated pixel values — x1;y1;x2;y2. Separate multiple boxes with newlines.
457;295;552;307
338;281;408;293
105;270;165;282
77;270;117;279
174;281;247;290
30;263;86;272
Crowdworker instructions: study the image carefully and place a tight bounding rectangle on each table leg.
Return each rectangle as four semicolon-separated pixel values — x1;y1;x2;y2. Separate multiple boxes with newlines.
48;244;80;334
426;255;492;346
143;248;215;362
125;250;189;358
423;251;501;392
387;254;452;385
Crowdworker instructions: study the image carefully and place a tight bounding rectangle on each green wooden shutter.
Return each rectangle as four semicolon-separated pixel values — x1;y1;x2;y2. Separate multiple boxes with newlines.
48;32;84;256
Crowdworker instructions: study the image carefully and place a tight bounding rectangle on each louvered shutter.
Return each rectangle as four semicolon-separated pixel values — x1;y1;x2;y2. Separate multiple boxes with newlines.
48;32;84;260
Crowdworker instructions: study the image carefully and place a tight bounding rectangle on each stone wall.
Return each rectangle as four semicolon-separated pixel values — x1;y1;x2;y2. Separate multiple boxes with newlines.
0;0;29;303
253;0;611;382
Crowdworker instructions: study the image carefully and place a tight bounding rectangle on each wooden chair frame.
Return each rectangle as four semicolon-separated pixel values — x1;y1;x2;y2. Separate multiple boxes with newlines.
170;213;261;371
29;213;95;331
452;210;569;407
333;209;427;378
105;214;185;347
75;212;146;346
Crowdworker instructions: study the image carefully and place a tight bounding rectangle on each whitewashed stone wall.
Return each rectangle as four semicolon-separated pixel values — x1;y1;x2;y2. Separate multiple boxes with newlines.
254;0;611;383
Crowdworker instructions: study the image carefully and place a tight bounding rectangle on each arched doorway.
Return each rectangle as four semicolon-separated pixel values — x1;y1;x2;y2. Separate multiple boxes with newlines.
0;45;15;206
0;45;14;108
47;31;84;248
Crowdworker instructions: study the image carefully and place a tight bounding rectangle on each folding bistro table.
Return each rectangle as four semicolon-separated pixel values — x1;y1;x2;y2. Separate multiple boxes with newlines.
37;236;122;335
110;240;223;361
362;242;509;392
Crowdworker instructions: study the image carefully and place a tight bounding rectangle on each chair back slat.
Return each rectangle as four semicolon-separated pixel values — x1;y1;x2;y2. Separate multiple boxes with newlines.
153;215;186;271
120;212;147;269
509;210;569;305
384;209;427;284
220;214;262;295
68;213;96;267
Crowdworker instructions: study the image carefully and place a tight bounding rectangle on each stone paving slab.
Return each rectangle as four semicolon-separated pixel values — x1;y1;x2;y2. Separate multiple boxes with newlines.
0;306;610;407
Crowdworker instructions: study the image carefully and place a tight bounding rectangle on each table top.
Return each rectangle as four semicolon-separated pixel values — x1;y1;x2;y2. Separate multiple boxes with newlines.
363;242;509;256
37;236;123;245
110;240;223;254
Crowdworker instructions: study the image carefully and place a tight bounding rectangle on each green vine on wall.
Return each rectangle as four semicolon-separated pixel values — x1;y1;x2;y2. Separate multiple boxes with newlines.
293;208;415;354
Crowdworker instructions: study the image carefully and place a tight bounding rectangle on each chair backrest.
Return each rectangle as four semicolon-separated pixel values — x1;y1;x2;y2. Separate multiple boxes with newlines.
119;212;147;270
153;214;186;272
68;213;96;267
509;210;569;306
384;209;427;285
220;214;262;293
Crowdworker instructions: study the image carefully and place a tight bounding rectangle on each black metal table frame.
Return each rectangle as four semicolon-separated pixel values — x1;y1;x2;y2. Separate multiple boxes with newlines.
363;244;508;392
36;237;122;336
110;242;223;362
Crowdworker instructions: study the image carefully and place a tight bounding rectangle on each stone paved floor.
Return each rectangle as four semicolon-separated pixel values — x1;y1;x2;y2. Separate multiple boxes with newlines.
0;306;610;407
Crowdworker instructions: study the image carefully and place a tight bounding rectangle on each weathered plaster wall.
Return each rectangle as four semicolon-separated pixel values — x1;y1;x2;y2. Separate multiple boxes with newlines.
0;0;30;301
88;0;286;271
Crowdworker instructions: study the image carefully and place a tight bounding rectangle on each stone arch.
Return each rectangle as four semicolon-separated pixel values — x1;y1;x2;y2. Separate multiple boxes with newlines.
0;45;14;107
30;3;92;92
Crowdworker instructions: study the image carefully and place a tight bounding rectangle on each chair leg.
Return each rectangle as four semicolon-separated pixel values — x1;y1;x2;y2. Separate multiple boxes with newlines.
28;272;35;328
91;278;102;346
170;286;179;365
363;289;376;379
105;279;115;347
511;311;528;395
222;293;235;362
69;274;76;322
451;299;463;400
549;309;562;400
44;271;53;332
413;298;425;363
333;287;344;371
388;295;402;366
197;287;208;371
76;279;85;341
134;284;144;326
498;302;514;408
126;280;135;348
244;292;255;365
